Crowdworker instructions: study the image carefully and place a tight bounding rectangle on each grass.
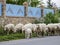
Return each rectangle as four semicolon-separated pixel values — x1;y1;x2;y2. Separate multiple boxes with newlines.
0;33;25;42
0;32;37;42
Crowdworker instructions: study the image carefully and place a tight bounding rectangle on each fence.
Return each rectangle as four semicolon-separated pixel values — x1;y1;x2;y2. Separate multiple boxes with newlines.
6;4;24;17
0;4;54;18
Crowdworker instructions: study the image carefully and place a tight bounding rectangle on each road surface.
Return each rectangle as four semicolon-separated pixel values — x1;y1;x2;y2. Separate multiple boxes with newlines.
0;36;60;45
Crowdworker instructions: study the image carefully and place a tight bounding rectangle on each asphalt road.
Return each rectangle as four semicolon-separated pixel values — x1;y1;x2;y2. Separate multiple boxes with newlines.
0;36;60;45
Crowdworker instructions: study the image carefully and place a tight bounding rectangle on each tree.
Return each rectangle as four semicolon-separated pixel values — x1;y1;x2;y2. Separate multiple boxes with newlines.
31;1;39;7
17;0;27;5
6;0;12;4
47;0;53;8
6;0;27;5
6;0;42;7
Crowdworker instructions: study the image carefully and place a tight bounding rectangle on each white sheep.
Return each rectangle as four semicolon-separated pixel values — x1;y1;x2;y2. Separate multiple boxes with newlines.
37;23;48;36
14;23;24;33
25;28;32;39
53;23;60;35
56;23;60;30
22;23;38;33
4;24;15;35
22;23;32;33
32;24;38;32
22;23;36;38
57;23;60;35
47;23;58;36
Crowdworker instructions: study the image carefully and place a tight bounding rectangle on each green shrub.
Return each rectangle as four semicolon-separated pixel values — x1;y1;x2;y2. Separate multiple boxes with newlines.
44;13;59;24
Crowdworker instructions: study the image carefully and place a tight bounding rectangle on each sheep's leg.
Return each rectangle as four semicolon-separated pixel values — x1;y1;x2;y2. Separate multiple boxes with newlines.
30;33;32;38
22;30;24;34
22;31;23;34
48;29;51;36
35;32;37;37
36;32;38;36
27;33;30;39
55;30;57;36
22;30;23;34
57;30;59;36
56;30;58;36
59;30;60;36
39;31;41;36
41;31;44;37
25;33;29;39
36;30;40;37
7;30;9;35
25;33;26;38
44;31;47;36
25;34;26;38
25;32;28;39
47;30;49;36
53;30;55;36
44;32;46;36
50;30;53;36
36;31;39;37
46;30;49;36
37;31;41;37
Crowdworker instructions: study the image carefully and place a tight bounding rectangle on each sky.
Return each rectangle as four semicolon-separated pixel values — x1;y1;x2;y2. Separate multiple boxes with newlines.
39;0;60;7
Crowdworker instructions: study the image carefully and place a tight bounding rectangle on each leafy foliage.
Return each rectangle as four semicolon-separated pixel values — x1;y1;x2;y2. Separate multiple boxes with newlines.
6;0;41;7
33;12;59;24
6;0;27;5
44;13;59;24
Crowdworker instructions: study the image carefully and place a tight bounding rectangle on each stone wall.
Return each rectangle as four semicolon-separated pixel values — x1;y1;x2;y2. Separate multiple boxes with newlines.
0;17;3;25
0;16;36;25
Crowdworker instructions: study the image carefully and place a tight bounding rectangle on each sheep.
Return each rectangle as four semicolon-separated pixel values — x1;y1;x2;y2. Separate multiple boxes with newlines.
47;23;58;36
32;24;38;32
57;23;60;35
14;23;24;33
22;23;49;37
56;23;60;30
22;23;38;34
25;28;32;39
22;23;38;38
22;23;32;33
53;23;60;35
4;24;15;35
37;23;48;37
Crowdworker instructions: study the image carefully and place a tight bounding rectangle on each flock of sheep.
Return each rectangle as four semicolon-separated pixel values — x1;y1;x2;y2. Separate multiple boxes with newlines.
4;23;60;39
